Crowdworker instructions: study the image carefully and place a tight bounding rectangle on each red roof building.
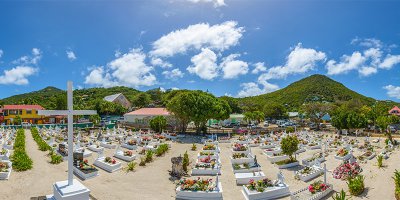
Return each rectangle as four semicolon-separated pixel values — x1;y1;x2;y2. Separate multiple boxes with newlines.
124;108;171;127
389;106;400;116
124;108;170;116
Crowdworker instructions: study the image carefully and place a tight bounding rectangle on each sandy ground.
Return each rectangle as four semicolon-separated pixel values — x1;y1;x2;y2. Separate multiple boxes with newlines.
0;130;397;200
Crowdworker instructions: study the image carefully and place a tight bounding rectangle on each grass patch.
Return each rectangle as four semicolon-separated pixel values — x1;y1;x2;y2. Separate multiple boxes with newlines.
11;129;33;171
31;127;52;151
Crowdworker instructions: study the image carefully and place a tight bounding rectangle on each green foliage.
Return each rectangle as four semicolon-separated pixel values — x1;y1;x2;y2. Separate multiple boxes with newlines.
149;116;167;133
263;103;287;119
125;161;137;172
377;115;399;143
166;90;231;134
301;102;332;130
191;143;197;151
393;170;400;199
131;92;151;108
183;151;189;172
11;129;33;171
145;150;154;163
377;155;384;168
331;189;349;200
94;100;127;115
239;75;375;112
50;153;63;164
244;111;264;123
219;96;242;113
89;114;101;125
285;126;295;133
14;115;22;125
139;157;146;166
31;127;52;151
280;135;299;161
155;144;169;157
347;175;365;196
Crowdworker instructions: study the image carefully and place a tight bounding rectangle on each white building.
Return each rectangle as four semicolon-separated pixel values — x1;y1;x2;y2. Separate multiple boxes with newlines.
124;108;170;126
103;93;131;109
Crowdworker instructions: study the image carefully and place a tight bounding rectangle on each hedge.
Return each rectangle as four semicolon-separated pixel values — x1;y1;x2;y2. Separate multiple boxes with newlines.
31;127;52;151
11;129;33;171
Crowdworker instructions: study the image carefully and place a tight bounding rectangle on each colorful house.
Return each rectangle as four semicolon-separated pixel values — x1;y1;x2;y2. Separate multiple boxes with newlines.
389;106;400;116
0;105;45;125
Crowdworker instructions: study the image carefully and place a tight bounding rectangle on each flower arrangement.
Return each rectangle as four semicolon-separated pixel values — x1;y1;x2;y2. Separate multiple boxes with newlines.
194;162;216;169
238;136;246;141
232;153;246;159
264;141;271;145
200;152;214;156
297;166;314;175
305;152;324;162
142;136;151;141
336;148;349;157
333;162;362;180
203;144;216;150
104;157;117;164
308;181;329;194
124;150;133;157
246;178;274;192
78;159;96;170
233;163;250;170
127;140;137;145
233;143;247;151
178;178;217;192
199;156;215;163
7;140;12;145
0;162;9;172
170;133;177;136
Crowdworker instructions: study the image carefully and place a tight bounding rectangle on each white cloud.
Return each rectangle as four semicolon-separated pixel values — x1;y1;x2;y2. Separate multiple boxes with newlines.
187;0;226;7
0;66;38;85
150;21;244;58
237;81;279;98
384;85;400;99
0;49;3;58
220;54;248;79
326;51;365;75
171;87;179;90
251;62;267;74
66;50;77;61
358;66;377;76
351;38;383;48
379;55;400;69
162;68;184;79
151;57;172;68
261;43;326;80
13;48;42;65
187;48;219;80
84;49;156;88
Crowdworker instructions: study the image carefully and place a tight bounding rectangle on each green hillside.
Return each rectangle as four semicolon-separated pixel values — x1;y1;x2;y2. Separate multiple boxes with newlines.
239;74;376;111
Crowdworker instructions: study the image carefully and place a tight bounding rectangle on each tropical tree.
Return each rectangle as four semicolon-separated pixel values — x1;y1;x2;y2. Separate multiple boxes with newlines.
14;115;22;125
377;115;400;144
149;116;167;133
280;135;299;161
263;103;287;119
132;93;151;108
89;114;101;126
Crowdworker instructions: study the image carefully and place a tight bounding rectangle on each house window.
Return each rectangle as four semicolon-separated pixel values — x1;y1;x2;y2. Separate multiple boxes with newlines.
26;110;32;114
19;110;22;115
9;110;18;115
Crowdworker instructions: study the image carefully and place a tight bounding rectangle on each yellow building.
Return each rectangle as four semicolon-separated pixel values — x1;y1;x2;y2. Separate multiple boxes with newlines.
0;105;45;125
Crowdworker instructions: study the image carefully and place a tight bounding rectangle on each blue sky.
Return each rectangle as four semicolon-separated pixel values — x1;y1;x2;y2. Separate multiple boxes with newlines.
1;0;400;101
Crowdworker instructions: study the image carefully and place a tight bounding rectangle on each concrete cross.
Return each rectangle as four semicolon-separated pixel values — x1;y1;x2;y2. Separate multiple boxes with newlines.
38;81;97;186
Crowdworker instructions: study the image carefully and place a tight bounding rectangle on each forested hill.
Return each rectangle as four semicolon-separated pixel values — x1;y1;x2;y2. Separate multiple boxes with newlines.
0;74;381;113
238;74;376;111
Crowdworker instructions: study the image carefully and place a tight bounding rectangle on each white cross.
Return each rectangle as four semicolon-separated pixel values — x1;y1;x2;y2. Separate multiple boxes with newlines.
38;81;97;186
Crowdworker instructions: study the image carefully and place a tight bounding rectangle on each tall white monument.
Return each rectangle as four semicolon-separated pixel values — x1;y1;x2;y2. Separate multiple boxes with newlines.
39;81;97;200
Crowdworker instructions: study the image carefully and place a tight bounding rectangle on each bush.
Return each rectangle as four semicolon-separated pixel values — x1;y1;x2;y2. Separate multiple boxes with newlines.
139;157;146;166
393;170;400;200
377;155;384;168
285;126;295;133
11;129;33;171
31;127;52;151
183;151;189;172
50;154;63;164
125;161;137;172
145;150;154;163
280;135;299;161
331;189;349;200
155;144;169;157
347;175;365;196
191;143;197;151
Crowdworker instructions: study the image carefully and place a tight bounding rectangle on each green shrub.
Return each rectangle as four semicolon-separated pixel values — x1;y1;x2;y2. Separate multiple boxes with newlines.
183;151;189;172
139;157;146;166
393;170;400;200
377;155;384;168
331;189;349;200
145;150;154;163
125;161;137;172
31;127;52;151
280;135;299;161
11;129;33;171
155;144;169;157
50;154;63;164
191;143;197;151
347;175;365;196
